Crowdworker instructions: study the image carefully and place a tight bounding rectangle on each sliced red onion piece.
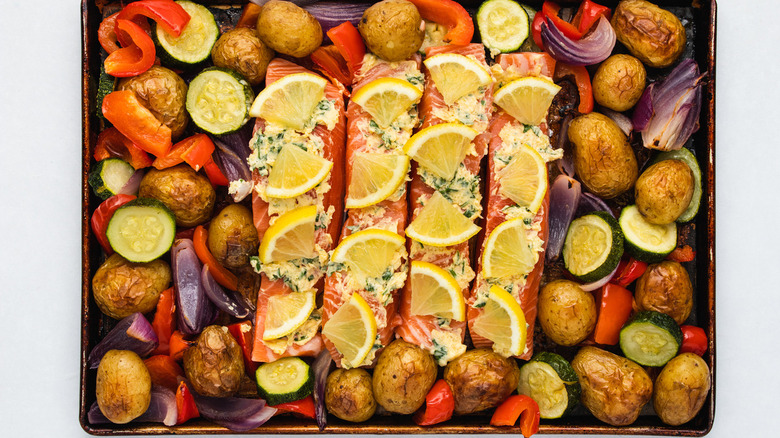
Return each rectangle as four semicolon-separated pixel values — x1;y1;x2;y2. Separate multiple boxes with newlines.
191;391;277;432
555;114;574;177
172;239;214;336
579;263;620;292
600;108;634;136
540;16;616;66
213;138;253;202
87;385;177;426
117;169;144;196
312;350;333;431
305;2;370;43
576;192;614;218
202;264;252;319
87;312;158;369
632;83;655;131
547;175;581;263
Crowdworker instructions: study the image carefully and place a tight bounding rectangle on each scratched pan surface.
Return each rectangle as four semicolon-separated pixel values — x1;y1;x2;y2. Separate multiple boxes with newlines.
80;0;716;435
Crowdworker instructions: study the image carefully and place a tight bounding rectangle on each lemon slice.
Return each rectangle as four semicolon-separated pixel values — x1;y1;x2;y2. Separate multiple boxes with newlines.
351;77;423;128
423;53;492;105
406;191;481;247
403;123;478;180
249;73;327;130
346;152;410;209
409;261;465;321
262;290;316;340
482;217;537;279
497;144;548;213
494;76;561;125
330;229;405;278
322;293;377;368
266;143;333;199
472;285;527;357
258;205;316;263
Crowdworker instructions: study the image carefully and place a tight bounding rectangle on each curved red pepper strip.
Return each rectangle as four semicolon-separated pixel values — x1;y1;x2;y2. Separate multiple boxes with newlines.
116;0;190;37
150;287;176;355
611;258;648;287
554;62;594;114
90;194;137;254
227;321;258;374
203;160;230;187
94;127;154;170
592;283;633;345
327;22;365;81
176;381;200;425
542;1;583;40
531;11;546;51
272;396;316;419
98;12;152;54
193;225;239;291
102;90;172;156
311;46;352;87
236;2;262;29
667;245;696;262
414;379;454;426
490;395;541;437
406;0;474;45
680;325;708;356
104;19;157;78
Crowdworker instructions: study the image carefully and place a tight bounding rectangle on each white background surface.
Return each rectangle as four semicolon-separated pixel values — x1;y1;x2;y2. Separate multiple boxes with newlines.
0;0;778;436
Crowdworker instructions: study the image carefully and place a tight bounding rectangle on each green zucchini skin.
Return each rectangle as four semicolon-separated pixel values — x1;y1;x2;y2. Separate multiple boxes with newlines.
255;357;314;406
520;352;582;418
563;211;624;283
153;1;219;70
619;311;683;367
88;158;135;200
95;63;116;120
105;198;176;263
619;205;677;263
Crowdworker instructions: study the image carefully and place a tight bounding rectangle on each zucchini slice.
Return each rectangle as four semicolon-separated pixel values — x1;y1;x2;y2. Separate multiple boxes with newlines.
619;310;683;367
186;67;254;135
106;198;176;263
562;212;623;283
154;1;219;69
619;205;677;263
95;63;116;120
477;0;530;54
652;147;702;223
518;352;581;419
88;158;135;200
255;357;314;406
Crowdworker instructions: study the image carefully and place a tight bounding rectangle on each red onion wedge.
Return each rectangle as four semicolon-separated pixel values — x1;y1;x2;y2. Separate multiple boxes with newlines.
600;107;634;136
172;239;215;336
202;264;252;320
305;2;370;43
555;114;575;177
88;385;177;426
547;175;581;263
632;83;655;131
312;350;333;431
576;192;614;218
191;391;277;432
117;169;144;196
87;312;158;369
579;263;620;292
213;137;253;202
540;16;616;66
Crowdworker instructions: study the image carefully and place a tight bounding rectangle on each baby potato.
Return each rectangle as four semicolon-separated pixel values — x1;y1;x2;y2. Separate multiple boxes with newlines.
635;261;693;325
256;1;322;58
635;159;694;225
139;164;216;227
444;348;520;414
118;66;189;139
326;368;377;422
92;254;171;320
183;325;245;398
593;54;646;112
538;280;597;346
611;0;686;68
653;353;711;426
207;204;259;270
96;350;152;424
211;27;274;86
359;0;425;62
372;339;437;414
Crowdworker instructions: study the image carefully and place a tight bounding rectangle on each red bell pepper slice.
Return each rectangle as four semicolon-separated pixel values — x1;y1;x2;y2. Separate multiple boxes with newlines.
94;127;154;170
236;2;262;29
328;22;365;81
311;46;352;87
102;90;173;157
103;19;156;78
203;159;230;186
531;11;546;50
490;395;541;438
667;245;696;263
97;12;152;54
272;396;316;419
593;283;634;345
90;194;137;254
542;1;583;40
193;225;239;291
680;325;708;356
414;379;454;426
116;0;190;38
150;287;176;355
572;0;611;35
153;133;215;171
169;330;193;362
554;62;594;114
144;354;184;391
406;0;474;45
228;321;258;374
175;381;200;425
611;258;648;287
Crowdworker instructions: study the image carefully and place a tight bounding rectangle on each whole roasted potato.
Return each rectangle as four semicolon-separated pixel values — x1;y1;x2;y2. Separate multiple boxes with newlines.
572;346;653;426
211;27;274;86
444;348;520;414
207;204;259;270
635;159;694;225
183;325;245;397
593;54;647;112
139;164;215;227
538;280;597;346
118;66;188;139
256;1;322;58
326;368;377;422
92;254;171;320
96;350;152;424
653;353;711;426
612;0;686;68
373;339;437;414
359;0;425;62
568;112;639;199
635;261;693;324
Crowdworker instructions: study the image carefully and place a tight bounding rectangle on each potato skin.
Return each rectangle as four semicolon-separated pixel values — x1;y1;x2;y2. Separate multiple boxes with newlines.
593;54;647;112
572;346;653;426
183;325;245;398
653;353;711;426
326;368;377;422
207;204;259;270
372;339;437;414
359;0;425;62
256;1;322;58
96;350;152;424
635;159;694;225
611;0;686;68
635;261;693;324
444;348;520;414
568;112;639;199
118;66;188;139
211;27;274;86
139;164;215;227
92;254;171;320
538;280;597;346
